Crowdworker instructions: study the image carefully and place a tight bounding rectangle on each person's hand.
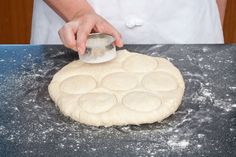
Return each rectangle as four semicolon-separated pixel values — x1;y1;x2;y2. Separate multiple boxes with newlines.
59;12;123;54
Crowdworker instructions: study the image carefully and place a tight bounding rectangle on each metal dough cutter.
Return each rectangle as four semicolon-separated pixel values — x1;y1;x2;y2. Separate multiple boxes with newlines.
79;33;117;64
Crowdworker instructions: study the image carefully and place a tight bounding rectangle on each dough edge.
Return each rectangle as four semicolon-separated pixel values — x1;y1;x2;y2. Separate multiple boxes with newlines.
48;49;185;127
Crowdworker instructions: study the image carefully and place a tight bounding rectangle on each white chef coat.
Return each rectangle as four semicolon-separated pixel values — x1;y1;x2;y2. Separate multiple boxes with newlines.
30;0;224;44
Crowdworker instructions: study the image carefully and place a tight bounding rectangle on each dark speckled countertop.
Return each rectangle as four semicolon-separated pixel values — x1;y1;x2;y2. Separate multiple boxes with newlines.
0;45;235;157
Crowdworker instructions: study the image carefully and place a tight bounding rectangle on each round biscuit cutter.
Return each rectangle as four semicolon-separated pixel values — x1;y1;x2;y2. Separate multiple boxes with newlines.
79;33;117;64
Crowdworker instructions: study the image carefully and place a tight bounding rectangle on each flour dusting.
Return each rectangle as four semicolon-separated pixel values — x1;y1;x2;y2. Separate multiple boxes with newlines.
0;45;235;156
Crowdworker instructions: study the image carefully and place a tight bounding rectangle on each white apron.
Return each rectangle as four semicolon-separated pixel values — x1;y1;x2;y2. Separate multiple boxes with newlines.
31;0;224;44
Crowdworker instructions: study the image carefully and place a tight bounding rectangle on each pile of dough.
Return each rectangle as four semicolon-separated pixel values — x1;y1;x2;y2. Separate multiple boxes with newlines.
48;50;185;126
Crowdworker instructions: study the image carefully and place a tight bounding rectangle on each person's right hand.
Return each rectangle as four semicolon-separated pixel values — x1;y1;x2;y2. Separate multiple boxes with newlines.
59;12;123;54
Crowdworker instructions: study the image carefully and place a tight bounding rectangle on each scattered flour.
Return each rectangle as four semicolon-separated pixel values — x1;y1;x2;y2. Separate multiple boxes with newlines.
1;45;235;156
167;139;189;149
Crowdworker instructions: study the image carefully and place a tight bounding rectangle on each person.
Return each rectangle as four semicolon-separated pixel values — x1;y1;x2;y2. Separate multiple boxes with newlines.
31;0;227;54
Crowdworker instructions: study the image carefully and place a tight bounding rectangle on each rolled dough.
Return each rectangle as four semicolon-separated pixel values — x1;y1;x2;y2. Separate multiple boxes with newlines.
48;50;185;126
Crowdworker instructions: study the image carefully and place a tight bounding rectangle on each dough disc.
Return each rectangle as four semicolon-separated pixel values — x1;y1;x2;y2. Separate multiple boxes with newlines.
142;72;178;91
123;54;157;72
60;75;96;94
79;93;117;114
48;50;185;126
101;72;138;91
123;91;161;112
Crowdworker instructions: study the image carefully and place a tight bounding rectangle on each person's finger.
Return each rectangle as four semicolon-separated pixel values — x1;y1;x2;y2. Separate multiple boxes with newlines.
76;21;94;54
76;32;87;55
112;31;123;48
58;22;79;52
99;22;123;47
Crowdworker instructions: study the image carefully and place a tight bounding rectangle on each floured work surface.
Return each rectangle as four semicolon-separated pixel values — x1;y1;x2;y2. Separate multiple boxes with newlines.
49;50;185;126
0;45;235;156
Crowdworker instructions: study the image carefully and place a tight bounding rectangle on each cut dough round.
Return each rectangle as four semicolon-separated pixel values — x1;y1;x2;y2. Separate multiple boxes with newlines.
60;75;96;94
49;50;185;126
79;93;117;114
123;54;157;72
101;72;138;91
123;92;161;112
142;72;178;91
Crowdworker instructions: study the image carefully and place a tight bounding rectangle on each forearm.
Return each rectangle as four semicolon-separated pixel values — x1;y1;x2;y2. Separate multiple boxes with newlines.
217;0;227;25
44;0;94;22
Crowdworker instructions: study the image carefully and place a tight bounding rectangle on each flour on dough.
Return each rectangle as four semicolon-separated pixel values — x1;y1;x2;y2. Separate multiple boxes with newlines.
48;50;185;126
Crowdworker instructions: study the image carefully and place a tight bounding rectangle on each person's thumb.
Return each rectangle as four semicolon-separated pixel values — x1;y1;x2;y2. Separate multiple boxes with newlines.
105;25;123;48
